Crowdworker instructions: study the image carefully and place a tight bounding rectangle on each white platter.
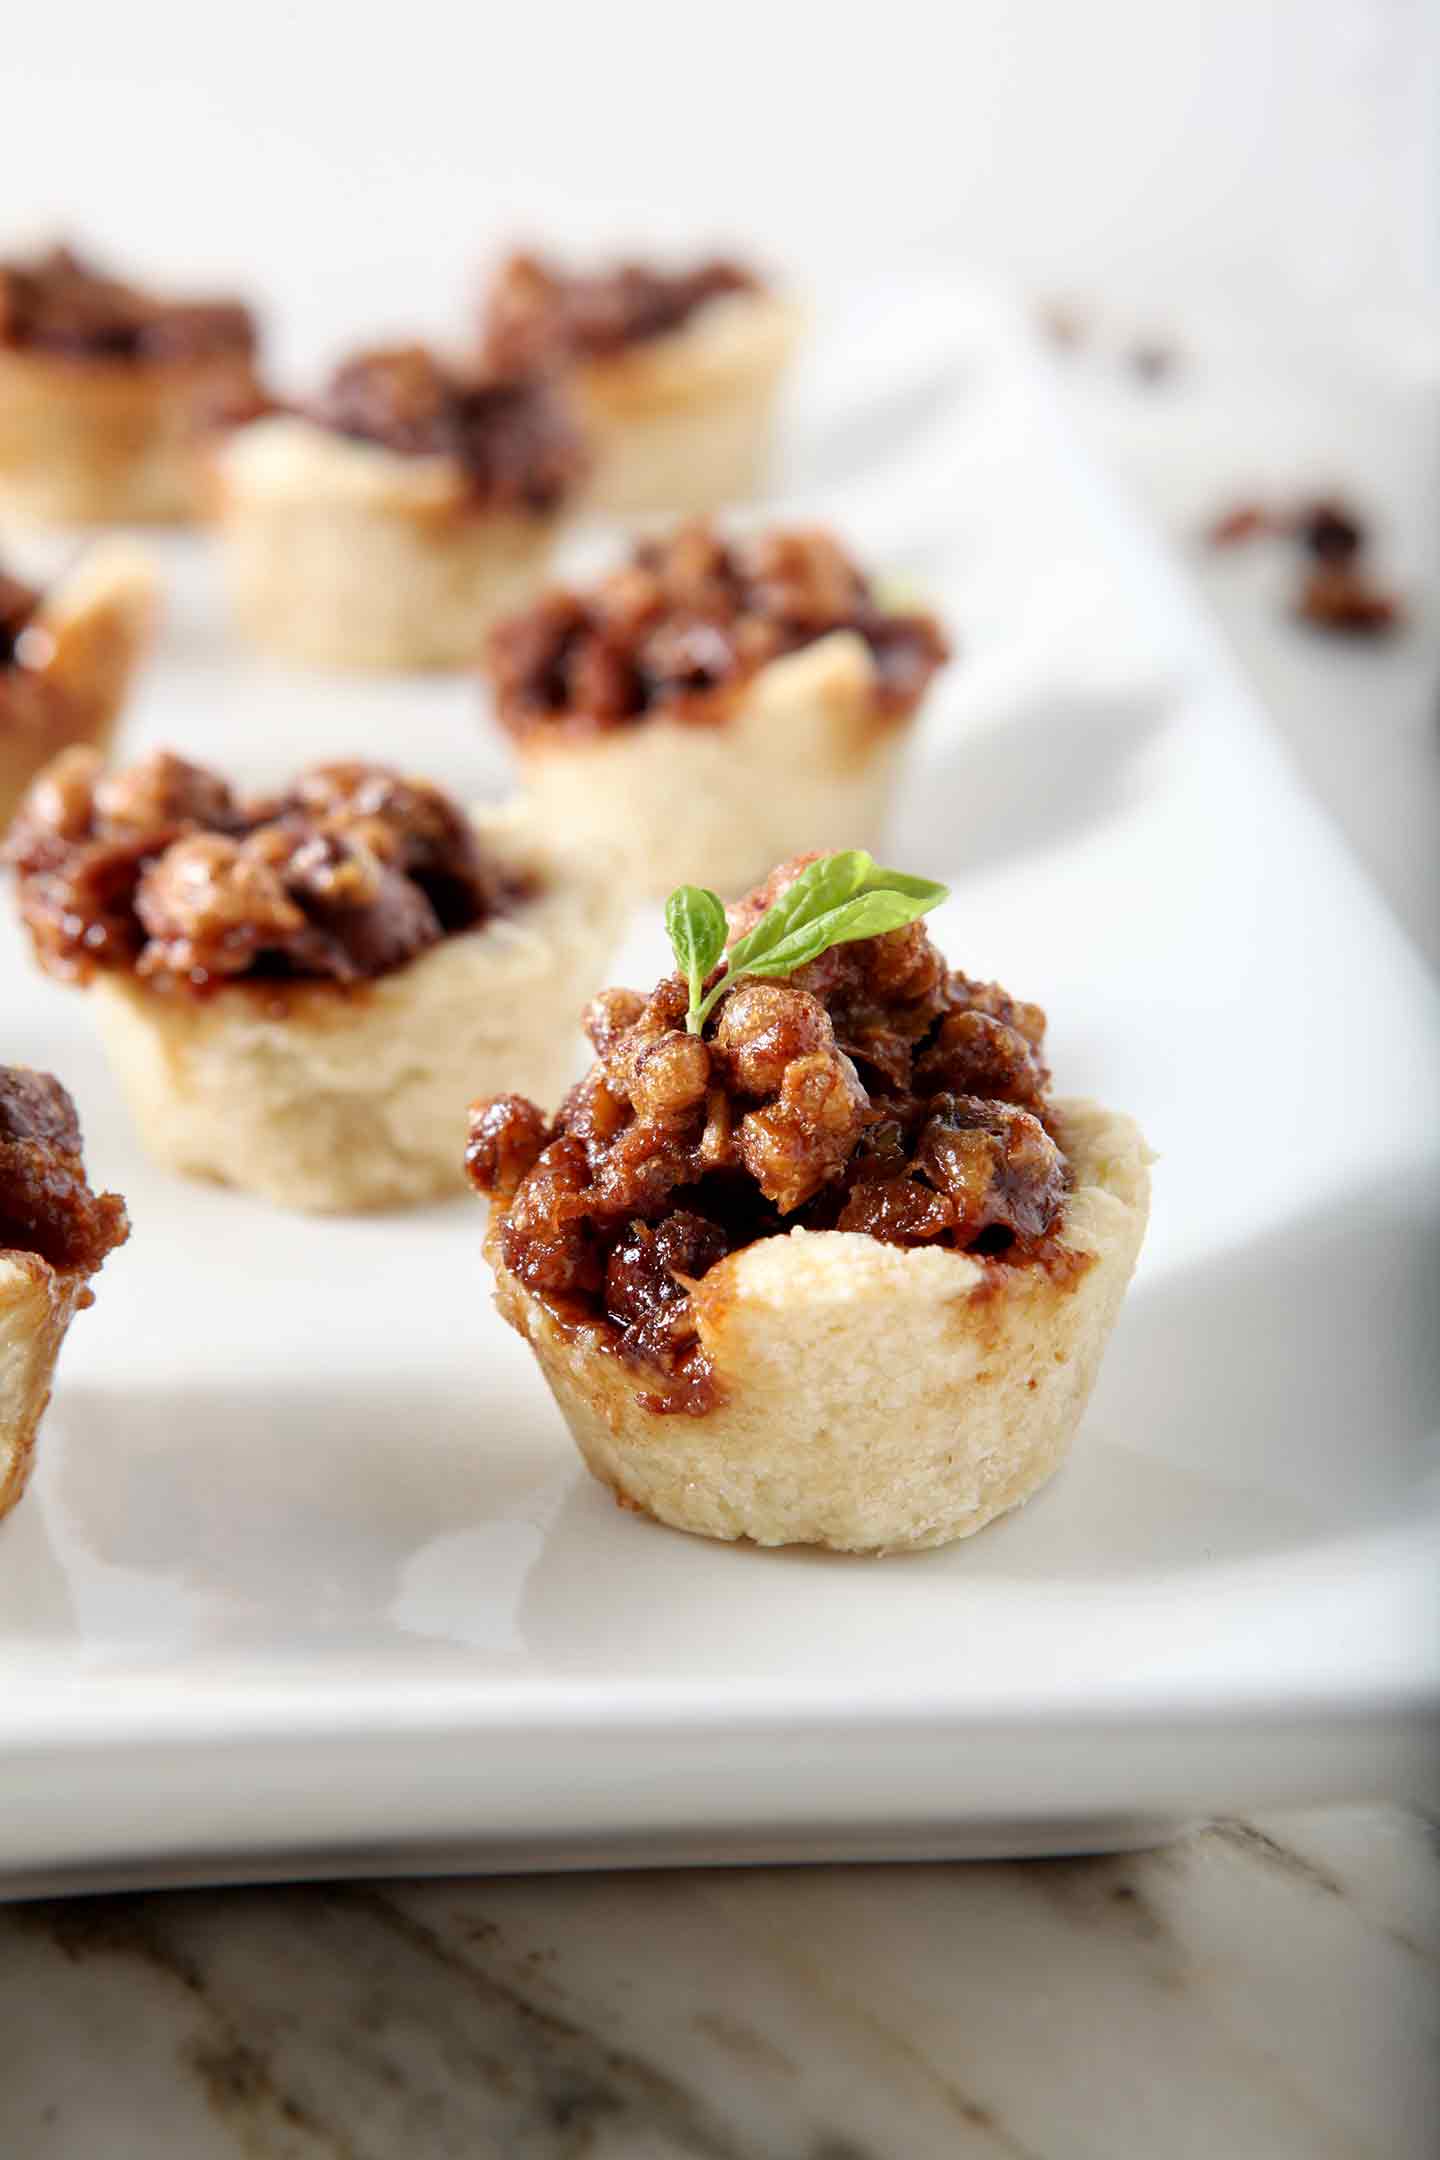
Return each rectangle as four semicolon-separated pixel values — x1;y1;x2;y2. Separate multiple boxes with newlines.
2;286;1436;1893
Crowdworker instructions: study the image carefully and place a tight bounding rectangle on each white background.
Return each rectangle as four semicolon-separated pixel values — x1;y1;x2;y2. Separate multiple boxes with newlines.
7;0;1438;366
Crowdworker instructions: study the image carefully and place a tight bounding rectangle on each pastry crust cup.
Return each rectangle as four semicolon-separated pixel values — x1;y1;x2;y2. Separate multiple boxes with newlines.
489;1100;1152;1554
212;417;572;671
0;346;258;524
574;293;801;517
510;629;914;899
0;1250;90;1525
0;543;159;831
88;810;624;1214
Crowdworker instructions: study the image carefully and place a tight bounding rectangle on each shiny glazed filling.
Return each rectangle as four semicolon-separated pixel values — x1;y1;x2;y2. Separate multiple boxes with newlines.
0;244;255;364
6;749;519;992
0;1065;128;1277
305;344;589;514
486;524;949;739
479;252;762;374
467;856;1075;1414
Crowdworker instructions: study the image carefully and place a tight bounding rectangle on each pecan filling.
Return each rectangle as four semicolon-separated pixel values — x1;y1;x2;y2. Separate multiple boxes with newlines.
486;524;949;739
0;245;255;364
0;1065;128;1277
307;345;589;514
480;252;762;374
468;858;1073;1415
6;750;519;992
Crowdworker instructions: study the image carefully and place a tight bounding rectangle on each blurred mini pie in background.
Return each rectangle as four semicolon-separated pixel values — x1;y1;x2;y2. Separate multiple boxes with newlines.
484;522;949;897
0;544;158;832
478;251;800;516
210;344;590;671
468;851;1150;1554
0;1065;128;1525
5;750;622;1212
0;243;262;524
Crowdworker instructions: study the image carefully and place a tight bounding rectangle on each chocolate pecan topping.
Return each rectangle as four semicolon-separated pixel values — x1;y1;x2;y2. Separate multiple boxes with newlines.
486;523;949;738
6;749;517;992
308;344;588;513
0;1065;128;1276
468;856;1070;1414
0;244;255;364
480;252;762;374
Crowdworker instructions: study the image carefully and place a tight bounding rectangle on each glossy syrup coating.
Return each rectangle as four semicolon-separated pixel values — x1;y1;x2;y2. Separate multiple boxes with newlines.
6;748;513;992
486;523;949;738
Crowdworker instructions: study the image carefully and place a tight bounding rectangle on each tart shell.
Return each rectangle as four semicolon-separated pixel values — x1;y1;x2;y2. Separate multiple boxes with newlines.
510;630;912;898
573;293;800;517
89;810;623;1214
0;346;257;524
212;417;571;671
489;1099;1152;1553
0;1250;89;1525
0;543;159;832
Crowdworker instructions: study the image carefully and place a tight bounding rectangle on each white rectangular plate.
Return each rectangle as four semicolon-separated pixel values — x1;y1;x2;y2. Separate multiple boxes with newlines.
2;286;1436;1893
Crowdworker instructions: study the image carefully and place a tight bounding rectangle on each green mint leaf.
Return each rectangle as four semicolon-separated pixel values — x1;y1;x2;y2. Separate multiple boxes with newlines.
735;886;942;979
692;857;949;1028
858;868;950;905
665;885;729;1031
726;850;879;973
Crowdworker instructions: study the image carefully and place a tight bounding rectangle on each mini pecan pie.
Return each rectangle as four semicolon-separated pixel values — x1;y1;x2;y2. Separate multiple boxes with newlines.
0;243;261;524
0;545;158;832
485;523;949;896
1;1066;128;1523
467;855;1150;1553
211;343;590;671
6;750;622;1212
479;251;799;517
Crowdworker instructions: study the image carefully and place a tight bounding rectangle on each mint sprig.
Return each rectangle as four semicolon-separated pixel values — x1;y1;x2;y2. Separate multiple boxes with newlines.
668;851;949;1034
665;885;729;1021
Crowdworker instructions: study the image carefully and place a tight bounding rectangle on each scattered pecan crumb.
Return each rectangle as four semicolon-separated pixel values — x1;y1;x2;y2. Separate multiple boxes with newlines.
1296;564;1403;637
1205;502;1275;548
1128;340;1178;384
1036;301;1088;352
1295;498;1366;565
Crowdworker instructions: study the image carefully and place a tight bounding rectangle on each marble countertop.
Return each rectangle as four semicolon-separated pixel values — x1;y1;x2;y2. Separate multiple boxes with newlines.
2;1807;1436;2157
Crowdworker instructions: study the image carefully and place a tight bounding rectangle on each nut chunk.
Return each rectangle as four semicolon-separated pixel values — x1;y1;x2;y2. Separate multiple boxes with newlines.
0;1066;128;1278
466;1094;552;1203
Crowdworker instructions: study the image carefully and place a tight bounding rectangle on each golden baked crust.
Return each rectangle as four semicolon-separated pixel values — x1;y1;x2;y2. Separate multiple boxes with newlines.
512;630;912;897
0;544;158;832
0;345;257;524
212;416;573;671
89;808;623;1212
0;1251;88;1524
571;293;800;516
0;1067;127;1526
489;1100;1151;1553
